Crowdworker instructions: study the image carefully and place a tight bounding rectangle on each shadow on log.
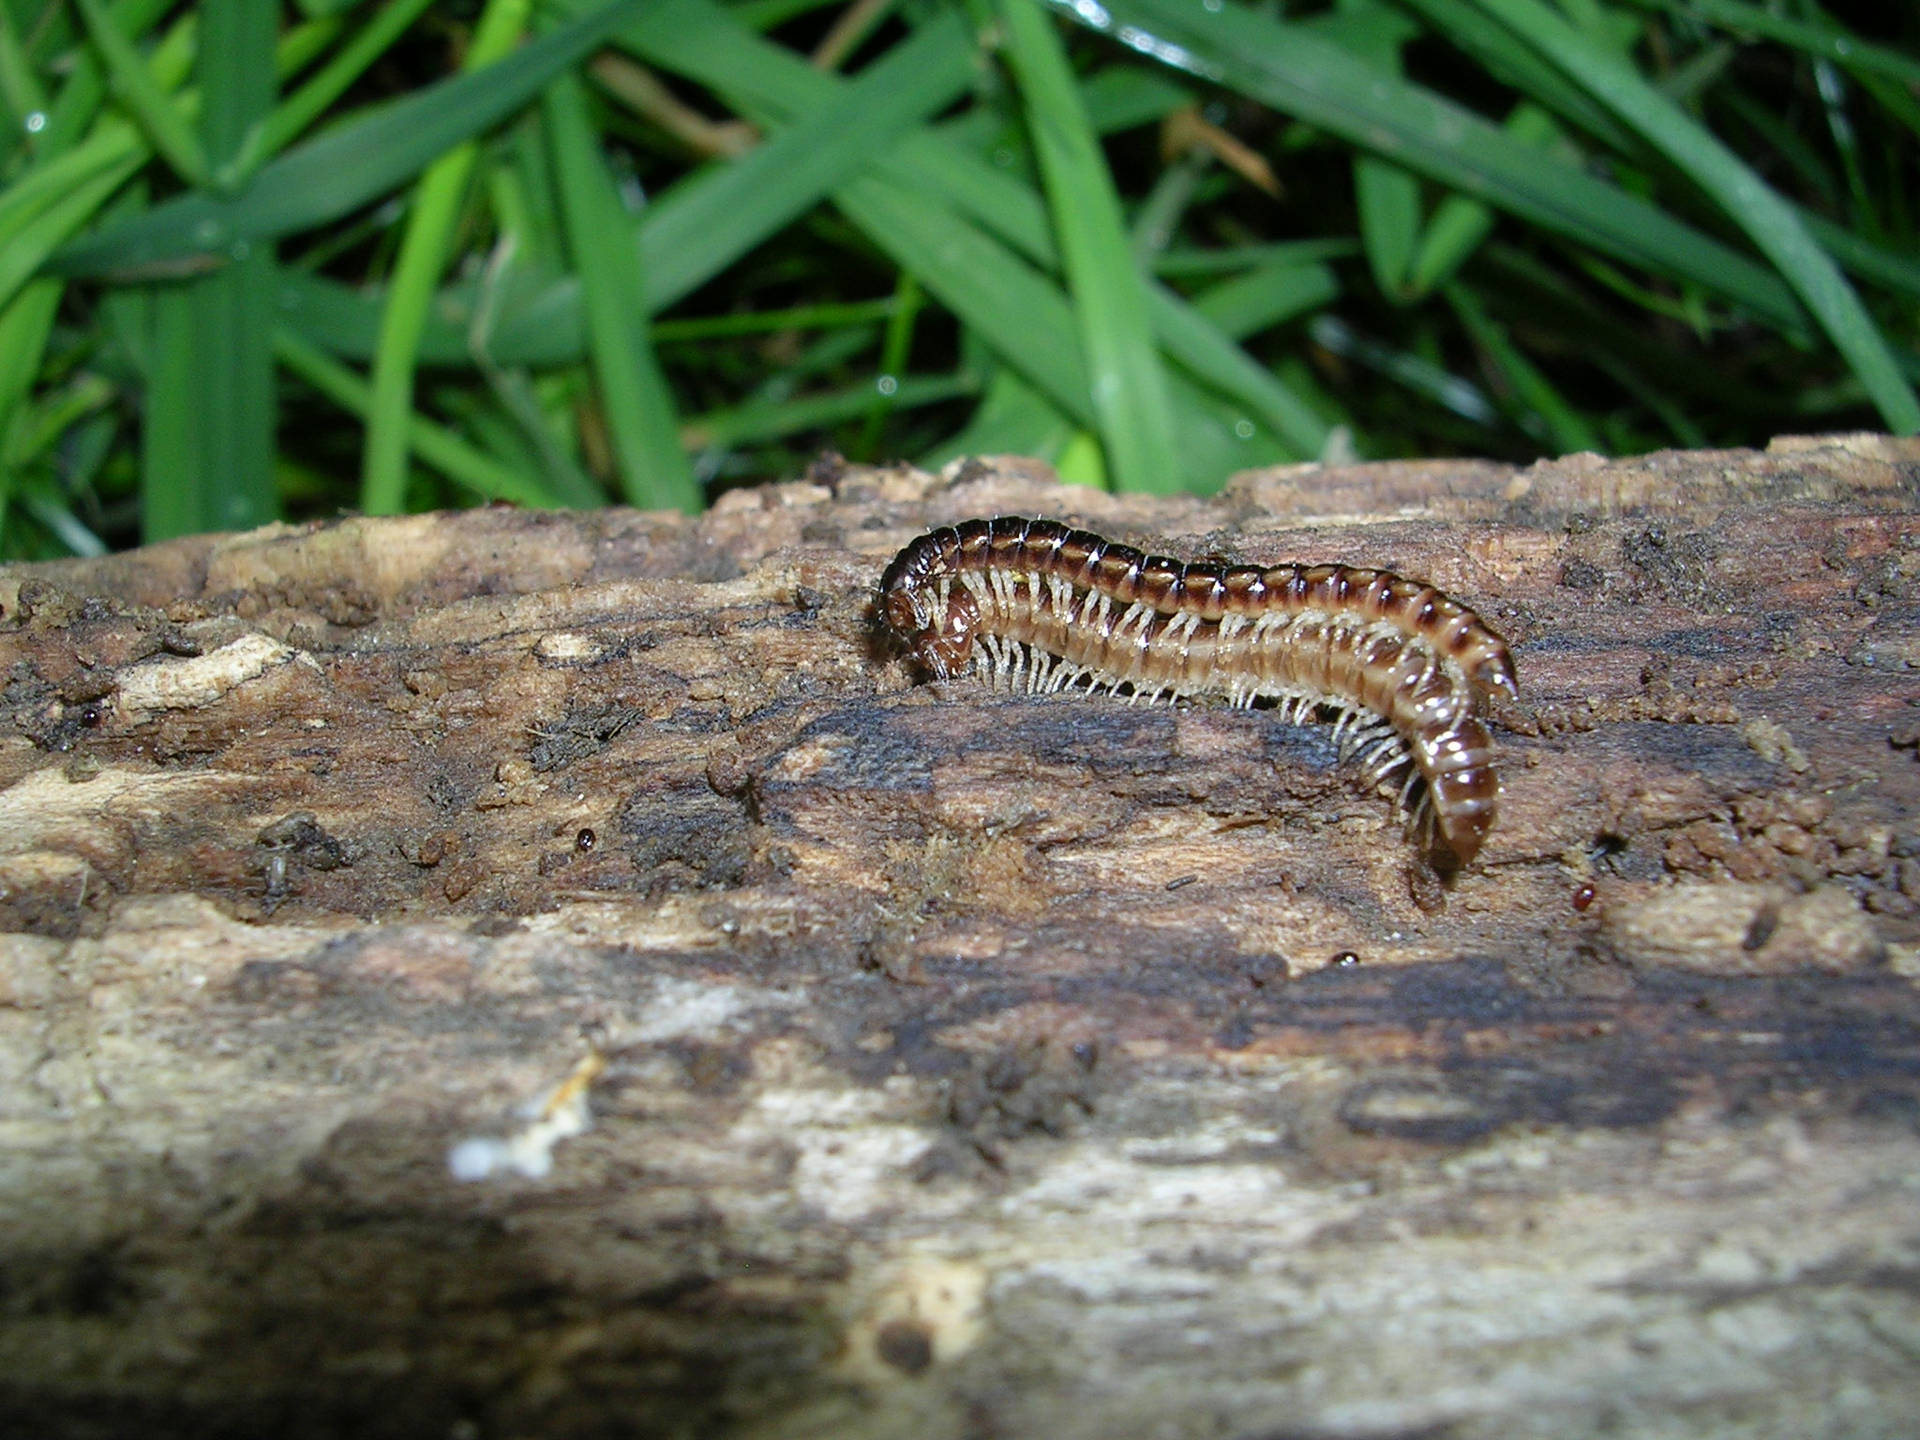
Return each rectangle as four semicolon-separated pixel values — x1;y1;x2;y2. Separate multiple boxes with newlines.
1;437;1917;1438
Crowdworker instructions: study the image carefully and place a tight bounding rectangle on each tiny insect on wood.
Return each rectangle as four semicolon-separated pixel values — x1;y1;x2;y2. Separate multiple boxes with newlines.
879;516;1516;866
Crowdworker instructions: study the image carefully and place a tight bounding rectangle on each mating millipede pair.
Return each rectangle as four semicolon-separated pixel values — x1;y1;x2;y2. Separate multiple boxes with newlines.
879;516;1516;865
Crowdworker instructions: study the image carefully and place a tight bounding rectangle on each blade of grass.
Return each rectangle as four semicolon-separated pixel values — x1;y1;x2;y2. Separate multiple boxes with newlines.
1623;0;1920;91
277;266;905;365
362;0;528;517
1479;242;1778;418
1444;279;1603;453
141;285;198;539
1803;212;1920;303
1335;1;1423;300
1081;64;1193;133
682;370;975;450
467;363;604;508
275;12;348;83
836;174;1095;427
0;148;145;314
1189;257;1341;340
18;481;108;557
921;367;1081;468
1407;102;1561;296
1465;0;1919;432
149;0;280;540
0;6;48;168
259;0;439;164
1154;240;1358;276
38;0;181;155
856;271;922;459
72;0;207;186
1310;312;1502;429
0;117;147;254
543;68;698;511
1150;279;1333;454
212;2;978;383
276;327;572;507
827;17;1312;467
1356;153;1421;301
51;0;648;277
841;171;1313;481
0;279;63;469
1392;0;1636;155
996;0;1179;493
626;6;979;314
1066;0;1809;333
608;0;1333;456
7;373;116;471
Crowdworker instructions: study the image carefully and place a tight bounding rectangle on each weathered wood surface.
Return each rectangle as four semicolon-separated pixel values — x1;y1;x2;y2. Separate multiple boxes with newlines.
2;436;1918;1439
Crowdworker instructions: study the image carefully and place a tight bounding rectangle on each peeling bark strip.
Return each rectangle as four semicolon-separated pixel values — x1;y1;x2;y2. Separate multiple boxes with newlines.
880;515;1516;863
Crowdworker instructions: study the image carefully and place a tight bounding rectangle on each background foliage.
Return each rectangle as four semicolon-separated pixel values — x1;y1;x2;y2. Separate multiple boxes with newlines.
0;0;1914;557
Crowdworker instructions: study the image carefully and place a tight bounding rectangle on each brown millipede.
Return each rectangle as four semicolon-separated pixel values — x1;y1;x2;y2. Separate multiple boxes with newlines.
879;516;1516;865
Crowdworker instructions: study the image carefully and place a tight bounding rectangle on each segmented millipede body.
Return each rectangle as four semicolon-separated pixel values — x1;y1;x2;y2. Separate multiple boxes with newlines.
878;516;1517;865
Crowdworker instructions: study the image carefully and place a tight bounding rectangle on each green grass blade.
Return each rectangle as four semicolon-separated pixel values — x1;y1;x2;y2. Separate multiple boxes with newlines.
155;0;280;539
684;371;976;450
841;172;1314;480
923;368;1081;468
1407;102;1560;296
0;152;143;317
141;284;198;539
1080;64;1193;133
276;328;570;508
0;7;48;165
1444;280;1603;453
835;174;1095;427
857;272;923;458
71;0;208;186
1150;280;1334;457
544;69;698;511
1466;0;1919;432
51;0;648;276
1339;2;1421;301
0;279;63;471
262;0;439;162
1356;156;1420;300
16;482;108;557
631;7;978;313
614;0;1330;463
362;0;528;517
1188;258;1342;341
38;0;179;155
1070;0;1808;332
1310;312;1501;430
1155;240;1359;276
1624;0;1920;90
1803;211;1920;303
465;364;604;509
0;122;148;256
995;0;1179;493
277;266;909;365
1392;0;1636;155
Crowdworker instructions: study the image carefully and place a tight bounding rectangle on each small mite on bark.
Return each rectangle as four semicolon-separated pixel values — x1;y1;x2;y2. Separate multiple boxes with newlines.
879;516;1515;864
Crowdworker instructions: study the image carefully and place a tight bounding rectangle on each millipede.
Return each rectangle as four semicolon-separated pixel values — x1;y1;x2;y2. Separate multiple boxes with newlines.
878;515;1517;866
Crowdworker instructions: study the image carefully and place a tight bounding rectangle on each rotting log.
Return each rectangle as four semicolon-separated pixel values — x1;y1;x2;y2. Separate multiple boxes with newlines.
1;436;1918;1439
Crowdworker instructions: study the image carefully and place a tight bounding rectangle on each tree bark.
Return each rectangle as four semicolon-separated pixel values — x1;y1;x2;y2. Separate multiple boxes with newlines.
2;436;1917;1439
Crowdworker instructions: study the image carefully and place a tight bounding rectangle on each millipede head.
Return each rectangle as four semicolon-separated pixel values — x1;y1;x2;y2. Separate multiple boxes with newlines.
880;533;978;680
